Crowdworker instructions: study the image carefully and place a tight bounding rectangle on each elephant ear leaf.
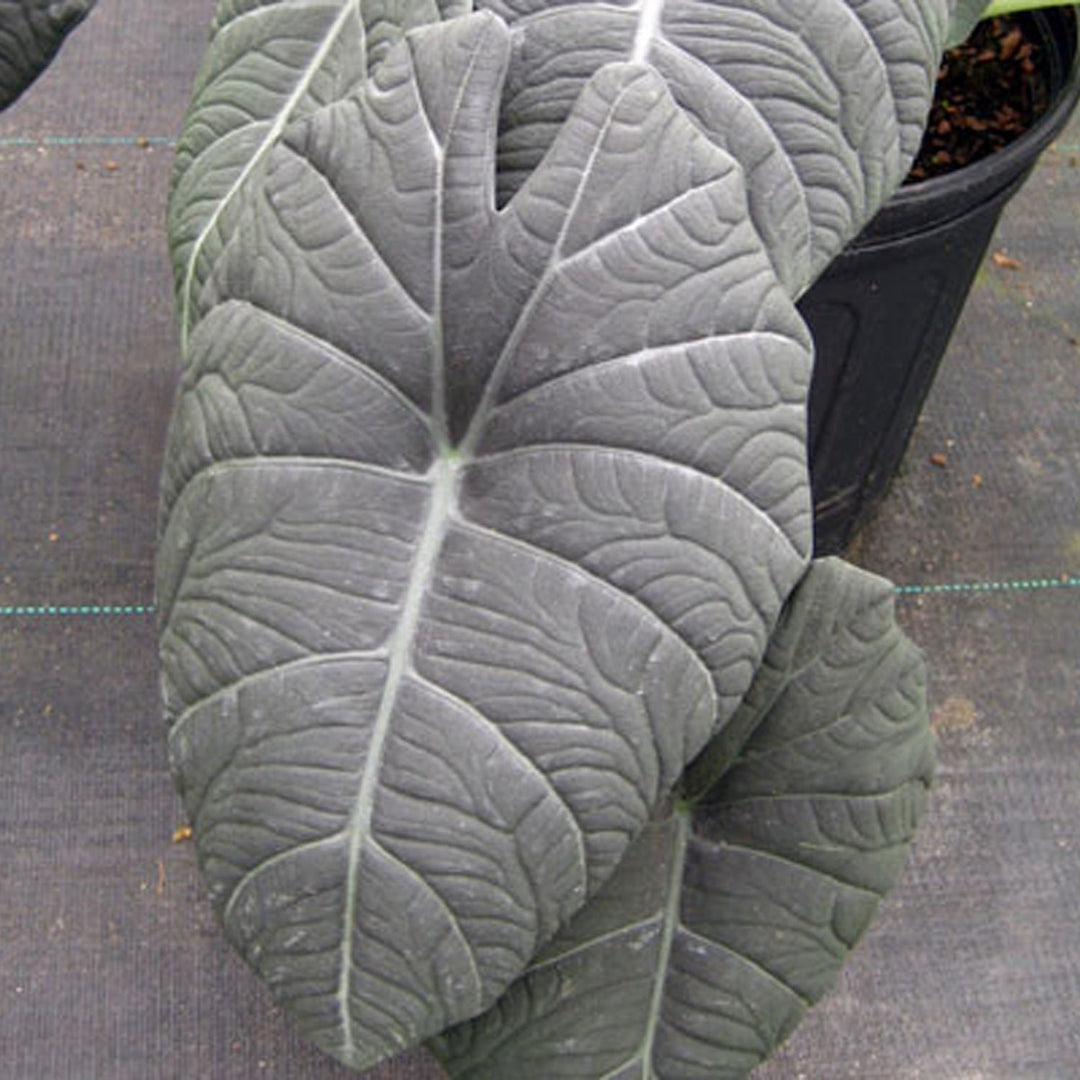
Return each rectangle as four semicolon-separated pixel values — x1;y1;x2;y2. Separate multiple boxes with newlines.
432;557;935;1079
0;0;95;110
159;7;814;1072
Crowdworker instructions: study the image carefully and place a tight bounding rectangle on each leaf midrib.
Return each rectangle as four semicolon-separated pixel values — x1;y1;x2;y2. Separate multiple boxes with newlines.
630;0;666;63
638;808;688;1077
336;455;462;1057
333;31;494;1050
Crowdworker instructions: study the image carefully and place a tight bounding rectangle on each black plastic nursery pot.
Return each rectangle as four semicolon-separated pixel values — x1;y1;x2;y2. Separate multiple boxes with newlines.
801;5;1080;555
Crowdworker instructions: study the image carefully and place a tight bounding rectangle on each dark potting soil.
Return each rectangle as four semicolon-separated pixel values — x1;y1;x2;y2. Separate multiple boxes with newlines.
906;15;1051;182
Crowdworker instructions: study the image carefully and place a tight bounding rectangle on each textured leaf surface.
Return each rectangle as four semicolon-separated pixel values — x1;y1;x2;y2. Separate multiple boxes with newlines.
169;0;470;340
160;10;814;1070
0;0;94;110
432;558;935;1079
478;0;952;293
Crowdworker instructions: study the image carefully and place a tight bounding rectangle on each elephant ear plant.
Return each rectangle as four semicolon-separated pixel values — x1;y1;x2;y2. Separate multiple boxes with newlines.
159;0;956;1073
0;0;95;110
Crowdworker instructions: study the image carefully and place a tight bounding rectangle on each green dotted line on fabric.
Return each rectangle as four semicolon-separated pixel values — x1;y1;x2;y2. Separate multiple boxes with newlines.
895;575;1080;597
2;578;1078;617
0;604;155;616
0;134;177;149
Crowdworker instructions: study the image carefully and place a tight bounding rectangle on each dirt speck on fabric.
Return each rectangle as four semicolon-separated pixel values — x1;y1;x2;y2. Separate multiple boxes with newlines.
932;695;979;734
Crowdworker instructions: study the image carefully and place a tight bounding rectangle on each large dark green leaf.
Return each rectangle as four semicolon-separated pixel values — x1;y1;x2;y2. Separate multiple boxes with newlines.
160;11;813;1070
0;0;95;110
433;558;935;1078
